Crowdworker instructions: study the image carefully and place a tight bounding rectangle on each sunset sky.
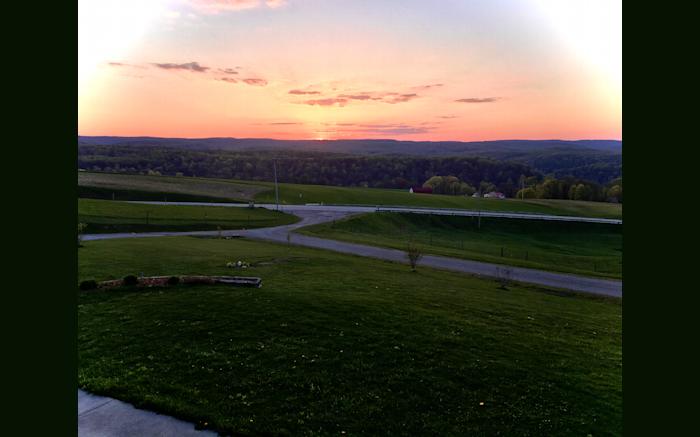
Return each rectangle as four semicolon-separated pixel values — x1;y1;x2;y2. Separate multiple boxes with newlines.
78;0;621;141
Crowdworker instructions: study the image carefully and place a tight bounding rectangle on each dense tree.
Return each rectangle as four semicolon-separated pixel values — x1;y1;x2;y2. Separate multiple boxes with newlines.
516;187;537;199
422;175;475;195
78;144;618;203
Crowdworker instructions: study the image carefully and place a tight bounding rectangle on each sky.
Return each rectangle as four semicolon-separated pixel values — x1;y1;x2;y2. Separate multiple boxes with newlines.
78;0;621;141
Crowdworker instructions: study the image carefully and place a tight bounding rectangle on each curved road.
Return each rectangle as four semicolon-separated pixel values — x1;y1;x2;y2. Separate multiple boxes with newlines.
129;201;623;225
84;208;622;298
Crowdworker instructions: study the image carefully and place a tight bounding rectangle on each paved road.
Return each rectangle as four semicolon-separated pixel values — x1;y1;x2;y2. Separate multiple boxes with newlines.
79;389;215;436
84;209;622;297
129;201;623;225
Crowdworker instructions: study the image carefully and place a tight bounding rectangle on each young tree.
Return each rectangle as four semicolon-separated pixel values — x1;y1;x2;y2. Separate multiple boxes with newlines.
406;243;423;272
77;222;87;247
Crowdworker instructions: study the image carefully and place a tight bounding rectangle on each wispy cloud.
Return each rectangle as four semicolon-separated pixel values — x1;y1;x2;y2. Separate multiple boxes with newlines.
289;89;321;95
188;0;287;14
437;115;458;119
107;62;147;69
412;83;444;90
268;121;301;125
455;97;499;103
217;77;238;83
385;93;418;104
242;78;267;86
337;93;383;101
153;62;210;73
320;122;434;136
303;98;349;107
295;89;420;106
219;68;239;75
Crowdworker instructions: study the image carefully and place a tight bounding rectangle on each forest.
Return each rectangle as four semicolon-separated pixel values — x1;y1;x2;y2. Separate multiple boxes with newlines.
78;145;621;202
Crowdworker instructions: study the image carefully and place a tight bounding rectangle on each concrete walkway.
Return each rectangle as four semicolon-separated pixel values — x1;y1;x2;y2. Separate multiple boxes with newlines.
79;389;216;436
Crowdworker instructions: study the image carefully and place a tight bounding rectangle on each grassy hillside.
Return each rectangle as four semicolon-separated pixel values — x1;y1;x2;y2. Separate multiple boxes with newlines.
299;213;622;279
256;181;622;218
79;171;267;202
78;198;298;233
79;172;622;219
79;236;621;436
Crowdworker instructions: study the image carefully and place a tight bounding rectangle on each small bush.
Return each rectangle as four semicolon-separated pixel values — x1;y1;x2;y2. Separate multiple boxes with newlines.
79;280;98;290
167;276;180;285
123;275;139;286
406;243;423;272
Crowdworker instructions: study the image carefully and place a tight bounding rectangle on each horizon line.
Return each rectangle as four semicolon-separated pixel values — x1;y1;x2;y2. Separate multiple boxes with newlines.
78;135;622;143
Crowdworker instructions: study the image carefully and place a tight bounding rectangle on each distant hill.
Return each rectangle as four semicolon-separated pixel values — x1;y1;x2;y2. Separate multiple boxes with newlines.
78;136;621;183
78;136;621;155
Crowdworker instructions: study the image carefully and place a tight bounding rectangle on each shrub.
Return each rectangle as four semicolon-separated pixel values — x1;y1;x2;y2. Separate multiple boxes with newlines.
123;275;139;286
79;280;98;290
406;243;423;272
167;276;180;285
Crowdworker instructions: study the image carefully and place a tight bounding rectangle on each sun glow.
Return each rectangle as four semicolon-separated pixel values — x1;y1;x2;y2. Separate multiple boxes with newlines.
533;0;621;87
78;0;171;98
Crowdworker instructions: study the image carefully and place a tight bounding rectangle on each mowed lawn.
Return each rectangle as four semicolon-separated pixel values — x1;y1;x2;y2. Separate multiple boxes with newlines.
79;172;622;219
78;237;622;436
78;198;298;233
78;171;269;202
255;182;622;219
299;213;623;279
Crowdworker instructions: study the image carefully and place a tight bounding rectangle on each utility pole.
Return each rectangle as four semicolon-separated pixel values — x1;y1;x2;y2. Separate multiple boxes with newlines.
273;159;280;211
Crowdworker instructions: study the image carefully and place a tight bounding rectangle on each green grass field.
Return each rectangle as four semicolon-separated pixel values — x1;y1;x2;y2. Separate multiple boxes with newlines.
78;171;268;202
256;182;623;219
78;198;298;233
79;172;622;219
299;213;622;279
78;236;621;436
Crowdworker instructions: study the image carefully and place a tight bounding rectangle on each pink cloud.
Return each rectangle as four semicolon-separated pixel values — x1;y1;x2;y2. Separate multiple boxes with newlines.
303;98;348;107
385;93;419;104
242;78;268;86
455;97;500;103
188;0;287;14
289;89;321;95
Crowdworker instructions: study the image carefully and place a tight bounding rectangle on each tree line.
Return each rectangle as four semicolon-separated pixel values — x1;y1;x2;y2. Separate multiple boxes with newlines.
78;145;621;202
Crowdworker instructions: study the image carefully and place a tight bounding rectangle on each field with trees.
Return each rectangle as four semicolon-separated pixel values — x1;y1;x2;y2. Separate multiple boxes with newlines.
298;213;622;279
78;145;621;202
78;198;297;233
79;172;622;219
79;236;621;436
